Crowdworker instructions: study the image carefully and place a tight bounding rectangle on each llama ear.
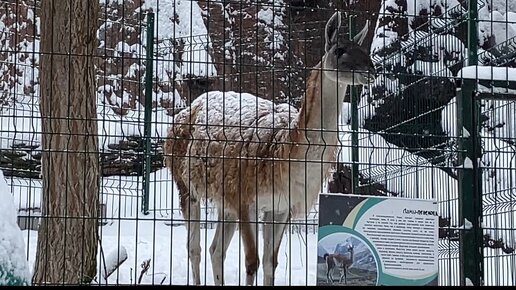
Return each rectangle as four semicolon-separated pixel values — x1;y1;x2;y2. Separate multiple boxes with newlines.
325;11;342;52
352;19;370;46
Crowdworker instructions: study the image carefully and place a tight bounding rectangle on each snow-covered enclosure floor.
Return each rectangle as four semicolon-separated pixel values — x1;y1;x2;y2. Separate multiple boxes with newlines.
9;167;317;286
21;216;318;286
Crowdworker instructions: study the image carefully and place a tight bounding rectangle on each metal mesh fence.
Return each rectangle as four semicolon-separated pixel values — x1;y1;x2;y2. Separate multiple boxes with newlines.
0;0;515;286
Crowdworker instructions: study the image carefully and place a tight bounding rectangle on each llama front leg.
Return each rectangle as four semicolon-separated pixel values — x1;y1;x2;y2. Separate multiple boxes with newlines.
262;211;289;286
240;206;260;286
209;210;237;285
182;197;201;285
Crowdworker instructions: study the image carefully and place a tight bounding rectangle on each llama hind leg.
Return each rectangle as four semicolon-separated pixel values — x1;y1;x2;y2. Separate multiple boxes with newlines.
262;211;289;286
209;210;237;285
240;206;260;286
339;267;346;284
326;263;333;284
182;197;201;285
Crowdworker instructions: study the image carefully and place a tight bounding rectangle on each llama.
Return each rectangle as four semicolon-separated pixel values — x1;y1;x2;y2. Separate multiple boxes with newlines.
324;244;355;284
163;11;375;286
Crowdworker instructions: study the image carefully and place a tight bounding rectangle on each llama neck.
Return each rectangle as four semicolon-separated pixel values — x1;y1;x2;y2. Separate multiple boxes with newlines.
296;61;348;145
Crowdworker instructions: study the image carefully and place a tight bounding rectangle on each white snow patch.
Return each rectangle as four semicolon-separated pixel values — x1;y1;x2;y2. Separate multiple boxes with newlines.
0;170;31;285
463;218;473;230
462;127;470;138
463;157;474;169
101;245;128;281
145;0;217;78
478;8;516;46
458;66;516;81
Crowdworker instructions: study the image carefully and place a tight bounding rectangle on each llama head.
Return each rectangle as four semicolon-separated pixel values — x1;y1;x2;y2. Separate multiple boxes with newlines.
347;244;354;253
322;11;375;85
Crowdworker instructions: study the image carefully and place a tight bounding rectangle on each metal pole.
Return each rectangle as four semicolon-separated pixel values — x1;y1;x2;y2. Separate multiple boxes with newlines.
142;12;155;215
458;0;483;284
458;80;483;286
349;15;359;193
467;0;478;66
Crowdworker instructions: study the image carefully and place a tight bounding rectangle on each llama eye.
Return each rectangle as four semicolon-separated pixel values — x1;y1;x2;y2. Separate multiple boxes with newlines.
335;47;347;56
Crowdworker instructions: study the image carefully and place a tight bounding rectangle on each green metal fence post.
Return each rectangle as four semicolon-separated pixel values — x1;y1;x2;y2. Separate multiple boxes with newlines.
458;0;483;283
349;14;359;193
467;0;478;67
142;12;155;215
457;79;483;286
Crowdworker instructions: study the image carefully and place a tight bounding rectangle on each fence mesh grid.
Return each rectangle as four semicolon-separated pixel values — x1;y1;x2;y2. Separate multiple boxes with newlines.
0;0;515;286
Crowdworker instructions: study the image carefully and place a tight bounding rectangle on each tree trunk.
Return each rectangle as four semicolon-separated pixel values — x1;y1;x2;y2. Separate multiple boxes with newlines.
33;0;100;285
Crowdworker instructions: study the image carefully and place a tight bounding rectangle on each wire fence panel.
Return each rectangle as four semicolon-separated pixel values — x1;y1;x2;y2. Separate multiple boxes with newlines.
477;92;516;286
0;0;515;286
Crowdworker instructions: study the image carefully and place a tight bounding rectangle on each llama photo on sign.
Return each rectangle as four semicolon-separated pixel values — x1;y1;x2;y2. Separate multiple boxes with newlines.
318;233;378;286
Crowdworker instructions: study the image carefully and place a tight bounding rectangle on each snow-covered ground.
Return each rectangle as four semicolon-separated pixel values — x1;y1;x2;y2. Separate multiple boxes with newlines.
13;166;318;286
21;218;318;285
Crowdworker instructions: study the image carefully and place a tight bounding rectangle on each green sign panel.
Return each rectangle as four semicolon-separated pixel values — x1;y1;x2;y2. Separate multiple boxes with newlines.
317;194;438;286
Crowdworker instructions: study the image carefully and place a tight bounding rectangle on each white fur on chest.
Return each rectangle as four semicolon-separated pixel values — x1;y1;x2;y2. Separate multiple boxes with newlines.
256;160;329;216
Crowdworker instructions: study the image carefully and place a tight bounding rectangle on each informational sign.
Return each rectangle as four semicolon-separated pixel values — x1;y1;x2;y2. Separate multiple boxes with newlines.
316;193;438;286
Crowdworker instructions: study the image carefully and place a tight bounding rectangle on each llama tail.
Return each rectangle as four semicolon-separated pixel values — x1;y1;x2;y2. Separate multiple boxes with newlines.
163;110;192;213
163;105;195;165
